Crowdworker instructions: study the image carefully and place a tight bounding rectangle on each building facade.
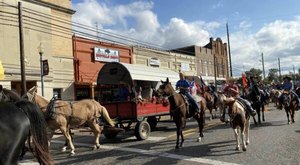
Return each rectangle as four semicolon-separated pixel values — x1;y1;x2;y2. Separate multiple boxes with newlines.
0;0;75;100
72;36;132;100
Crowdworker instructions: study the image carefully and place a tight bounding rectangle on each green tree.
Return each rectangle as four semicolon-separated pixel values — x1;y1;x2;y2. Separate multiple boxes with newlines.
267;68;279;82
245;68;262;81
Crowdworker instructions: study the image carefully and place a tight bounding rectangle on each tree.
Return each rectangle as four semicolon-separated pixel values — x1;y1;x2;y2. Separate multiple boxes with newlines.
245;68;262;81
267;68;279;82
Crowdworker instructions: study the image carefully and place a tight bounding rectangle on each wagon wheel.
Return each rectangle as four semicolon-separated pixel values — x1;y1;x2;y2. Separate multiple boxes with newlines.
134;121;151;140
147;116;157;131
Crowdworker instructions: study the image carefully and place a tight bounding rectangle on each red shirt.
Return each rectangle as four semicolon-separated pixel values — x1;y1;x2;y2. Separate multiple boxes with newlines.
223;84;239;97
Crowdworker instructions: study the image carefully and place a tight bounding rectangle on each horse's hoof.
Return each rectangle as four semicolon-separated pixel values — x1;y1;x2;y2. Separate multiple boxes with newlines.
242;147;247;151
197;137;202;142
246;141;250;145
61;147;67;152
69;152;75;156
235;147;240;151
175;146;179;149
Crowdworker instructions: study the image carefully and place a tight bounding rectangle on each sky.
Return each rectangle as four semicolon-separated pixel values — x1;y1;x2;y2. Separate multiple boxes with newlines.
71;0;300;77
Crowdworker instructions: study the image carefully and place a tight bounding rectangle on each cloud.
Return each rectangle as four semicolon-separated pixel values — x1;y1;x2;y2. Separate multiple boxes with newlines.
72;0;219;49
72;0;300;76
229;17;300;76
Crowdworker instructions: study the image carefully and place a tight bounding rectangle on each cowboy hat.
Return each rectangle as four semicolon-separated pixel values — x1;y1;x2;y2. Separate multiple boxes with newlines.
283;76;292;81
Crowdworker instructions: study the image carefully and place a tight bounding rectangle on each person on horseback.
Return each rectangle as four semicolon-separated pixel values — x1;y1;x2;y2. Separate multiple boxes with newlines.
278;76;300;110
176;72;200;113
223;77;256;118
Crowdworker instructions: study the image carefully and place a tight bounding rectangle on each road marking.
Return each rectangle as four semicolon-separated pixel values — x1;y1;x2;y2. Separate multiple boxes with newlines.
18;160;39;165
52;140;240;165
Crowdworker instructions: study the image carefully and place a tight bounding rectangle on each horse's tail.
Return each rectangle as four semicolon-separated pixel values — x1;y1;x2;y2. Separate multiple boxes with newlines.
15;100;53;165
100;106;115;127
93;101;115;127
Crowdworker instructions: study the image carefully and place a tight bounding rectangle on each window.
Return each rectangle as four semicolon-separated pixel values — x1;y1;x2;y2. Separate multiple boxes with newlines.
53;88;62;99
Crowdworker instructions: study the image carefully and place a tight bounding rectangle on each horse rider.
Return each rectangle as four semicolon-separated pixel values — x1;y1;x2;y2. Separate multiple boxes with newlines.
222;77;256;120
278;76;300;109
176;72;200;113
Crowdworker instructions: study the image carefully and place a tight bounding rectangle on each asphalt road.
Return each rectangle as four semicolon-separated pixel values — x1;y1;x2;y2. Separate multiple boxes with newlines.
20;103;300;165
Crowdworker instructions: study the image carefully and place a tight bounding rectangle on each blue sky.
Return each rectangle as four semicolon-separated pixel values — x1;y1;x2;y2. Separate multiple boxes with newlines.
72;0;300;77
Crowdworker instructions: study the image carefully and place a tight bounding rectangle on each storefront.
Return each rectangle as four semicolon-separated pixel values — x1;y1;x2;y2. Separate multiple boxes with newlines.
73;36;132;100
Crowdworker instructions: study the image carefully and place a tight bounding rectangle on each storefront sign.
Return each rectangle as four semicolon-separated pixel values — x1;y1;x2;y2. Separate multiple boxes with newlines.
149;57;160;66
94;47;119;62
181;63;190;71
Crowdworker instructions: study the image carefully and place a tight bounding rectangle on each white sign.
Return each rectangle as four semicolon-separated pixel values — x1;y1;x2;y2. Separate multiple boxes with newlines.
94;47;119;62
181;63;190;71
149;58;160;66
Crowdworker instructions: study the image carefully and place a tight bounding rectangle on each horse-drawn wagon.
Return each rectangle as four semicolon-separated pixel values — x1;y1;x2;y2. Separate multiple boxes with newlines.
97;62;178;140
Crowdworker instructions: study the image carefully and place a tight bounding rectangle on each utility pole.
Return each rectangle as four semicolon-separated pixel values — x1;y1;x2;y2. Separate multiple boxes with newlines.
18;2;26;95
226;23;232;77
214;55;217;92
293;65;296;82
278;58;282;82
261;53;265;79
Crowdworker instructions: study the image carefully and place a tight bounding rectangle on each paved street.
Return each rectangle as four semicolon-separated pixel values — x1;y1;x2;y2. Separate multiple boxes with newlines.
20;103;300;165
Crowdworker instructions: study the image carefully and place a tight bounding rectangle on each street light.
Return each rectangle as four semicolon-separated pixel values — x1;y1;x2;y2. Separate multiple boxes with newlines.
38;43;44;96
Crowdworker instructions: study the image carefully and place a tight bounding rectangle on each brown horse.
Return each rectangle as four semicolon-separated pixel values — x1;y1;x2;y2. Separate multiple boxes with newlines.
281;91;297;124
219;94;250;151
157;78;206;149
23;86;115;156
203;91;218;120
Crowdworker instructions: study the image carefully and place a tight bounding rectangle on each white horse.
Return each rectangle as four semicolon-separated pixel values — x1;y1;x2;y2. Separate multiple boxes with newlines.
219;94;251;151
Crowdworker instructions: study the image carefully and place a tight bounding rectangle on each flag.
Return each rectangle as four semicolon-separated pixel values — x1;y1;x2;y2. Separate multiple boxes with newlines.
242;73;248;88
199;76;207;91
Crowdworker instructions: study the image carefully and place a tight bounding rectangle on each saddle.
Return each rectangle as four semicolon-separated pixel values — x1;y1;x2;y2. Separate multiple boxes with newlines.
180;94;193;116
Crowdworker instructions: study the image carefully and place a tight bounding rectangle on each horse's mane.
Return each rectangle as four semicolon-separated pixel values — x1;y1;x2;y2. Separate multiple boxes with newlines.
3;88;21;101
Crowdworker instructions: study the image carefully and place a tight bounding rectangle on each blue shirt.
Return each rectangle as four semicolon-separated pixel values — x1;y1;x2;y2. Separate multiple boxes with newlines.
281;82;293;91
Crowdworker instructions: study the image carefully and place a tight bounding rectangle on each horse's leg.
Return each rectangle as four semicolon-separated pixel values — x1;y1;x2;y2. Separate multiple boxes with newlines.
257;107;261;124
175;122;180;149
252;115;257;125
262;105;265;122
47;129;55;148
88;121;102;149
285;109;290;124
291;108;295;123
233;128;240;150
60;126;75;156
195;111;204;142
240;125;247;151
179;116;185;147
245;118;250;145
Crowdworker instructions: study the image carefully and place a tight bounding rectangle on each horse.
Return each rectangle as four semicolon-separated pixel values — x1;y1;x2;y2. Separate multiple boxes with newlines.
23;86;115;156
270;89;281;106
0;100;53;165
219;94;250;151
281;91;297;124
203;91;218;120
0;87;21;102
244;87;266;125
190;81;217;120
216;92;230;122
157;78;205;149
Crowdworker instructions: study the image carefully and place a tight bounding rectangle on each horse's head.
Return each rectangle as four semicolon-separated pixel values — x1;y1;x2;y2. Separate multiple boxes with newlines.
282;92;291;107
157;78;174;96
0;88;9;102
22;86;38;102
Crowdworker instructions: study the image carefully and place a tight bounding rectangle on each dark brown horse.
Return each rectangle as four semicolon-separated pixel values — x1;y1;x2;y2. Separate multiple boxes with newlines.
157;78;205;149
203;91;218;120
281;91;297;124
220;94;251;151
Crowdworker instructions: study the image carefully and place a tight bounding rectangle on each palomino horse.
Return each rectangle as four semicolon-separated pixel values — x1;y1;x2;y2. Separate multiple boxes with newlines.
23;86;115;156
0;100;53;165
219;94;250;151
157;78;206;149
281;91;297;124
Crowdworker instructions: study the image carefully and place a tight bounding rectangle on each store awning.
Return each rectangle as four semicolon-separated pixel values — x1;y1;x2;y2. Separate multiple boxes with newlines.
0;61;4;80
97;62;179;87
